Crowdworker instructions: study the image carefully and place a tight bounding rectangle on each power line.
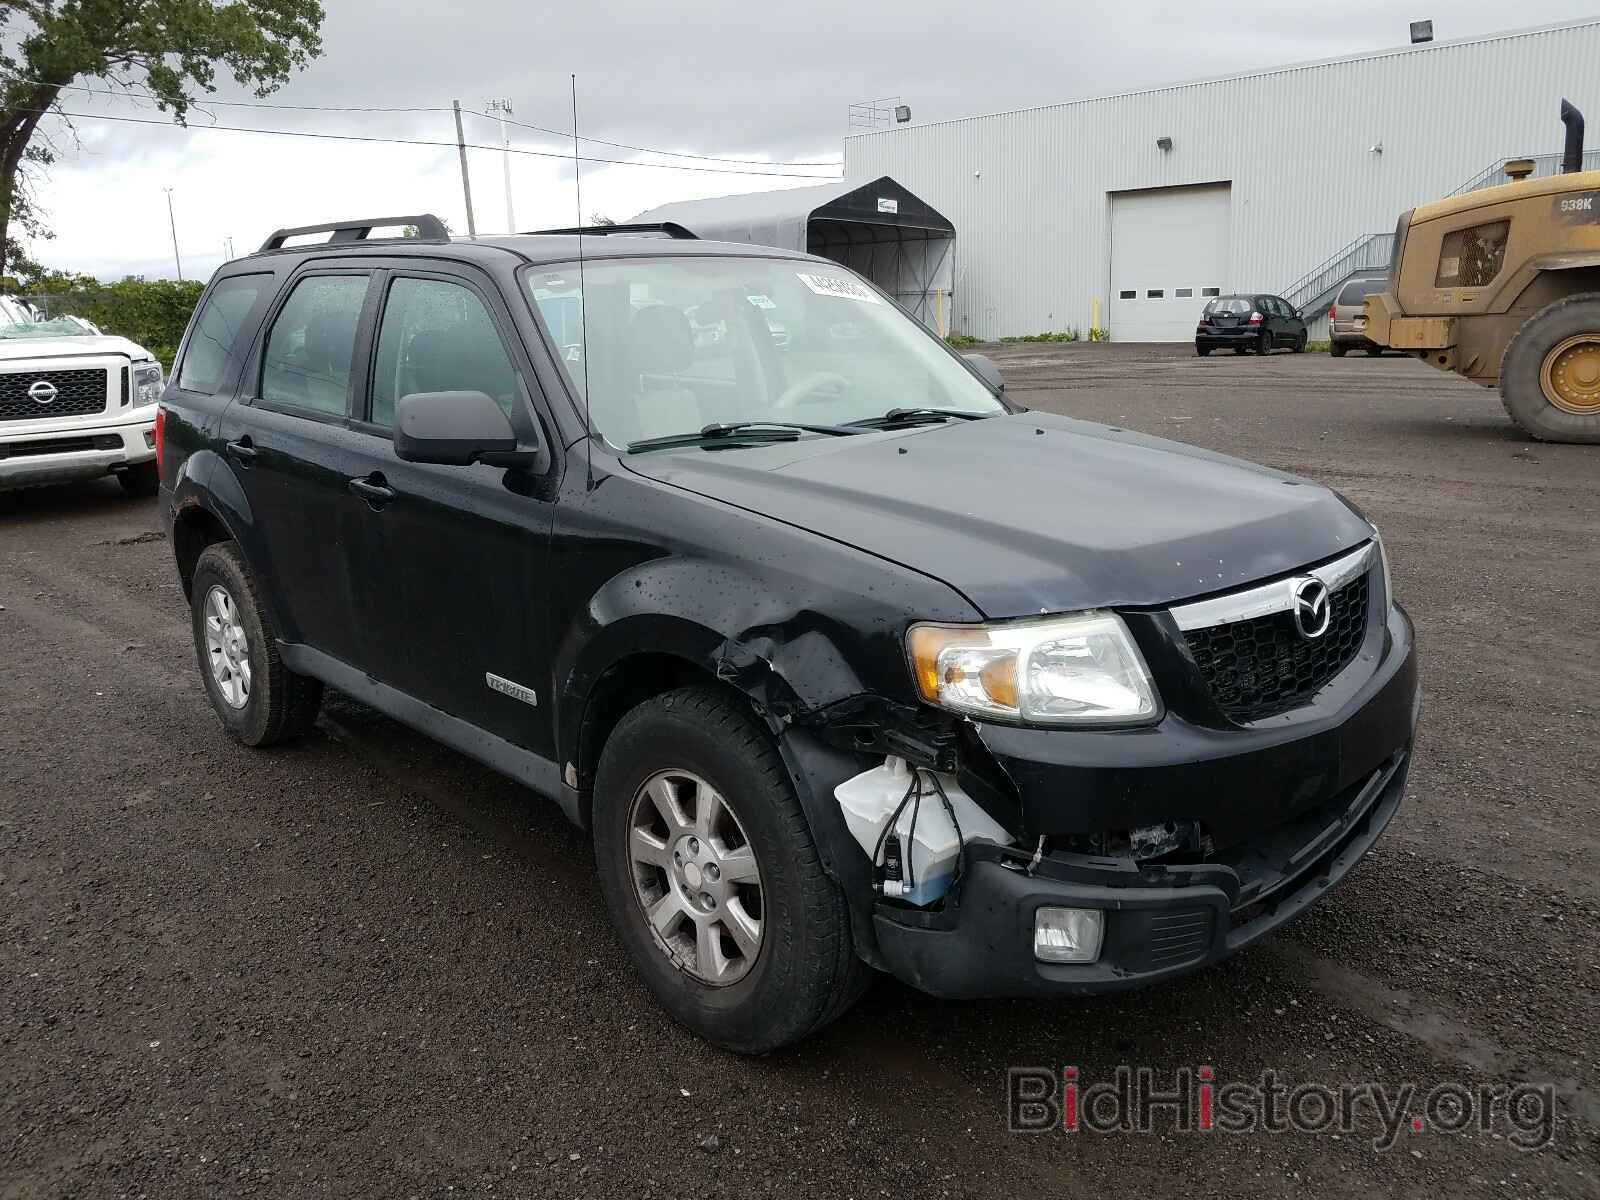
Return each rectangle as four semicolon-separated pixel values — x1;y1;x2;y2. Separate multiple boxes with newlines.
23;78;843;169
26;106;844;178
457;107;843;169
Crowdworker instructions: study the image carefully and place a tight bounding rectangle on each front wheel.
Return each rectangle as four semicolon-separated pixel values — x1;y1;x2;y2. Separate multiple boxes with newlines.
592;686;870;1053
1293;333;1307;353
1500;293;1600;443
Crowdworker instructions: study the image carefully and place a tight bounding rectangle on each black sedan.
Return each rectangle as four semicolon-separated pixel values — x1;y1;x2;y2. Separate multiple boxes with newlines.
1196;293;1307;356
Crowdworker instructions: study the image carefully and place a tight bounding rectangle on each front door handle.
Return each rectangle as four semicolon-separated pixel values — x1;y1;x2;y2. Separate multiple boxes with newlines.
225;436;257;465
348;474;396;508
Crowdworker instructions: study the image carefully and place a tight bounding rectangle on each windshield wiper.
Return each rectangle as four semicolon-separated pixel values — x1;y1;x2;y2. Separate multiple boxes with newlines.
626;420;862;454
848;407;992;429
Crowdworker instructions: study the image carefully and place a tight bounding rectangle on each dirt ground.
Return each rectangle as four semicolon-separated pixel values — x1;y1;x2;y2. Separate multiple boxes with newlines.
2;343;1596;1198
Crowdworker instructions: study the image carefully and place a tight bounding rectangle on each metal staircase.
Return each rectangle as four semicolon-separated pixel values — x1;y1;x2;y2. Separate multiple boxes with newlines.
1282;232;1394;317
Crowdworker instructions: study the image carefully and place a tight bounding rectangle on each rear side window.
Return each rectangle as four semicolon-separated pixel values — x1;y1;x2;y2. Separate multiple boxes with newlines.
176;274;270;394
261;275;369;415
369;277;521;427
1335;278;1385;306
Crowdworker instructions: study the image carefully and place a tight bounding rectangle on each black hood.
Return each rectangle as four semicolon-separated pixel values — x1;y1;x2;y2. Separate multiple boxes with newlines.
622;412;1373;619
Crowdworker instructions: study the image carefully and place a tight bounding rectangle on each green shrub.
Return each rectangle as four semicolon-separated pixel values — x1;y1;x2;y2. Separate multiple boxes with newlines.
1303;340;1331;353
945;332;984;348
999;328;1080;344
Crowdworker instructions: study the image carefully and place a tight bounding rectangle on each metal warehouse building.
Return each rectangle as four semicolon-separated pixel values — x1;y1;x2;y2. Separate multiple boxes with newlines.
843;18;1600;342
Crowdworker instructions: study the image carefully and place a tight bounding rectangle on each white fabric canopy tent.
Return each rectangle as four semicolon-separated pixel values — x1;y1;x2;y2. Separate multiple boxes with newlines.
633;176;957;331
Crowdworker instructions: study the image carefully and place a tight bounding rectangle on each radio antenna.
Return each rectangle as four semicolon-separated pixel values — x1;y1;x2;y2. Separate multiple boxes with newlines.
571;73;594;489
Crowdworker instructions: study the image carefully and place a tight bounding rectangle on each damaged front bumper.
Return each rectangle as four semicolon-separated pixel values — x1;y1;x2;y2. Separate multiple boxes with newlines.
872;746;1409;996
862;602;1419;997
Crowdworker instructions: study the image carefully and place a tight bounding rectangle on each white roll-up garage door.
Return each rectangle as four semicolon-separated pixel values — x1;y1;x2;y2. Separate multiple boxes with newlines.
1109;183;1232;343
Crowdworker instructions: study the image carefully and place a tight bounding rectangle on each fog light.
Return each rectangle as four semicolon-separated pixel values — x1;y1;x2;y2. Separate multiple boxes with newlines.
1033;906;1104;963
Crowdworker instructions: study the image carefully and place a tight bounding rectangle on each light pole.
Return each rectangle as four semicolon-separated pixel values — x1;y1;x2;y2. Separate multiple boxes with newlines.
163;187;183;281
486;97;516;234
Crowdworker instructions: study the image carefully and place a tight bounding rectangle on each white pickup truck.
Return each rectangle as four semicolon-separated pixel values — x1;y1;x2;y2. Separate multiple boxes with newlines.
0;304;164;495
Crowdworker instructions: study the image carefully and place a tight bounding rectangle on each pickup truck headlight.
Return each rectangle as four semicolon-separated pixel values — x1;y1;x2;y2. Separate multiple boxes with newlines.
132;362;163;406
907;612;1160;726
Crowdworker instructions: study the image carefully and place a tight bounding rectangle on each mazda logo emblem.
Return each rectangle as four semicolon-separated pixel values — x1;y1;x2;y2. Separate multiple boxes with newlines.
1292;577;1332;640
27;379;58;405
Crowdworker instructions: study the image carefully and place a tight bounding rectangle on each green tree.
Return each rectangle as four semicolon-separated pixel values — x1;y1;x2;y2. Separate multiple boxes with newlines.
0;1;326;275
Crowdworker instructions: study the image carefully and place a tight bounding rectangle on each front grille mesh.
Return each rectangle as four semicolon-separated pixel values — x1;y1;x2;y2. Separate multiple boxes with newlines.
0;368;109;421
1184;575;1369;722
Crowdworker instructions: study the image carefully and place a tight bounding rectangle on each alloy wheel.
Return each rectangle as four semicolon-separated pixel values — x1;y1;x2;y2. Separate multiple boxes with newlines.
626;769;764;986
203;584;252;709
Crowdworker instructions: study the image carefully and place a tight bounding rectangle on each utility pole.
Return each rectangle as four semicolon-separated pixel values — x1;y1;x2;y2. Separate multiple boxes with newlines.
486;98;516;234
163;187;183;280
452;100;478;238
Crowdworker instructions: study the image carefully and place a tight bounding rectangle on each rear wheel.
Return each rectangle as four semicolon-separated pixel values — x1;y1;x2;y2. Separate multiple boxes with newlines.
1195;343;1210;357
189;542;323;746
1500;293;1600;443
1331;341;1349;358
592;686;870;1053
118;461;158;497
1257;330;1272;355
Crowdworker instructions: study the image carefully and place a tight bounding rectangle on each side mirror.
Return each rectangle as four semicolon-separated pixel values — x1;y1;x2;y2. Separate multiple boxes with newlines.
963;353;1005;392
393;391;542;469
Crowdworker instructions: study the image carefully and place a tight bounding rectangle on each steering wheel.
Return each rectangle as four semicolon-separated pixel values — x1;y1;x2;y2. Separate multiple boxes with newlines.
772;370;852;409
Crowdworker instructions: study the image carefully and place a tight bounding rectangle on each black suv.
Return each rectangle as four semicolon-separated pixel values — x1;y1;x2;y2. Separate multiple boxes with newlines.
159;215;1418;1052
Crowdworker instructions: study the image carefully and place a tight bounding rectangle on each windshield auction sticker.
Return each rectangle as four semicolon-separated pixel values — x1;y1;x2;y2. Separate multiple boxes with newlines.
796;272;882;303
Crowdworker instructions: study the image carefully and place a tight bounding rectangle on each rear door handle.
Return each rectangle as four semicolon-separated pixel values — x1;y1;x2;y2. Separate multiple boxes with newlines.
348;474;396;508
225;436;257;465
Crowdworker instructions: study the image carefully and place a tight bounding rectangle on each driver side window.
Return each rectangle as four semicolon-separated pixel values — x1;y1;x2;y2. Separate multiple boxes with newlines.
369;277;520;427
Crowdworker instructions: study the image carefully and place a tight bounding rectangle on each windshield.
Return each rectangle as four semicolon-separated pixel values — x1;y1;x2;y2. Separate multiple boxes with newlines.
0;316;86;338
1202;297;1253;316
524;256;1004;448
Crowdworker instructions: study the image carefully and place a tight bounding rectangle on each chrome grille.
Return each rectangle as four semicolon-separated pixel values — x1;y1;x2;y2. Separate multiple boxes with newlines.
0;368;110;421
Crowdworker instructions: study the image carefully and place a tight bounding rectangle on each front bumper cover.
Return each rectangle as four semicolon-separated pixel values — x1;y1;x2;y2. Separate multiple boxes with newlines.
873;743;1410;997
0;414;156;488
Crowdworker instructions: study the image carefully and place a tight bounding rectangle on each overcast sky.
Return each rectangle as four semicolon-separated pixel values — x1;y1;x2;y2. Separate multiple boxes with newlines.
22;0;1600;282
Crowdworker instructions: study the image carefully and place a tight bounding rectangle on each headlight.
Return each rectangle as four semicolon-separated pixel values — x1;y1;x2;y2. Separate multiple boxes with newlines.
132;362;163;406
1375;530;1395;605
907;611;1160;726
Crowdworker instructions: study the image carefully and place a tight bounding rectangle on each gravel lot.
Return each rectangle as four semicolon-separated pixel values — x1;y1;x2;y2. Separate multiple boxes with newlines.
3;344;1596;1198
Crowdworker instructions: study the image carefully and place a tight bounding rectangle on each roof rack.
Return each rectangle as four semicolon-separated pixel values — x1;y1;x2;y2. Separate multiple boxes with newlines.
528;222;697;239
258;214;449;253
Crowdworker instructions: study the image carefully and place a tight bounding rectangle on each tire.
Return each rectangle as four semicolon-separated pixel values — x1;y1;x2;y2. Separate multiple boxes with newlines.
1330;342;1348;358
592;686;870;1053
118;461;159;498
1499;293;1600;443
1256;330;1272;356
1233;346;1247;356
1293;334;1307;354
189;542;323;746
1195;344;1210;357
